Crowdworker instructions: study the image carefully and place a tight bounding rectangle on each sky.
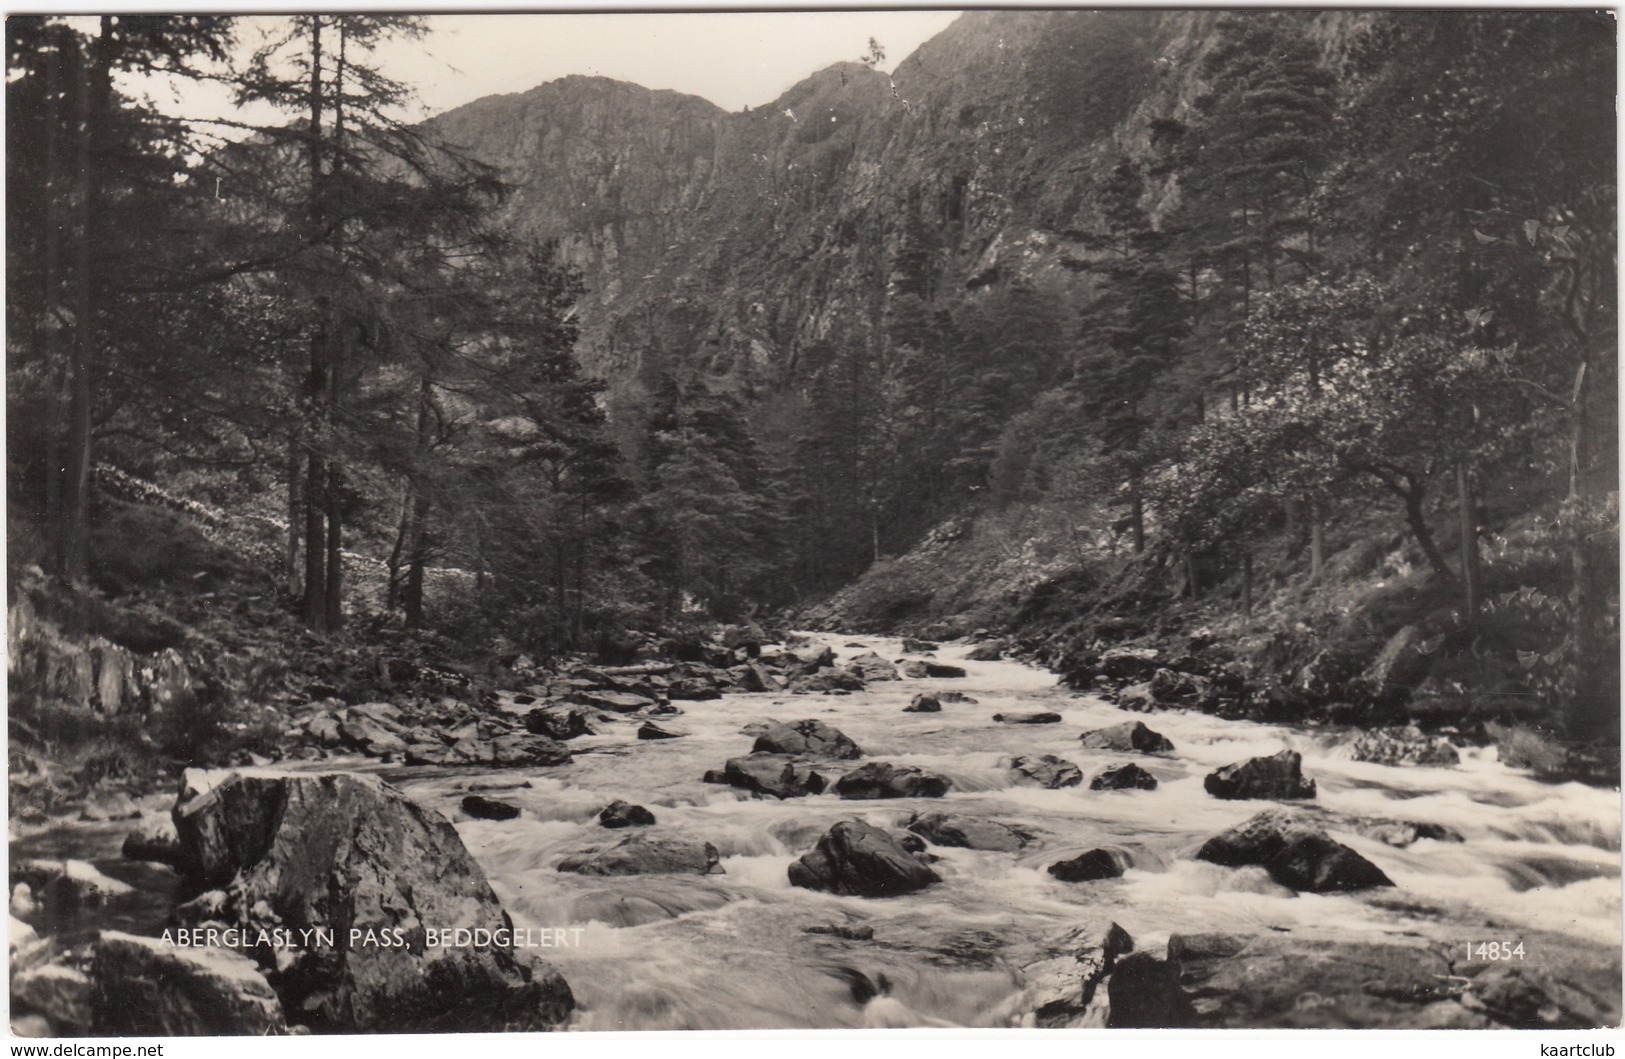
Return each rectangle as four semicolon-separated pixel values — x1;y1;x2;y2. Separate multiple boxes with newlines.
128;10;965;129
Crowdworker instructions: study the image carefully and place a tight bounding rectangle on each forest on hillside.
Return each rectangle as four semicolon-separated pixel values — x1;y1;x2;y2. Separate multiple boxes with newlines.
6;11;1617;743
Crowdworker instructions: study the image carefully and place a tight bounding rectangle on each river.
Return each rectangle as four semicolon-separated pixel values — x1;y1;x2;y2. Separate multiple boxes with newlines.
18;633;1622;1030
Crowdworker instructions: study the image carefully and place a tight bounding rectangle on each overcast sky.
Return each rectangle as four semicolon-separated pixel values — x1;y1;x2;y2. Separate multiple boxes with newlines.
129;11;965;128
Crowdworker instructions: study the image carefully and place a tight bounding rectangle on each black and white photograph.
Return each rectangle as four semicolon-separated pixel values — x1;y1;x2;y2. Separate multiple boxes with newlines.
4;6;1619;1039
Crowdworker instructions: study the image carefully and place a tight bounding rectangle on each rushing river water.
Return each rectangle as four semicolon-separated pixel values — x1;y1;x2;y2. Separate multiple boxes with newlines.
18;633;1622;1030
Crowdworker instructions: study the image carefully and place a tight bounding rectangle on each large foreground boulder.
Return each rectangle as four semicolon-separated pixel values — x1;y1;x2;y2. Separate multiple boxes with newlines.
1204;749;1316;800
1196;810;1393;892
557;834;721;876
787;819;940;897
906;811;1033;852
1020;920;1135;1028
1080;720;1174;754
752;719;862;759
91;931;284;1035
833;762;952;799
1009;754;1082;789
170;770;573;1032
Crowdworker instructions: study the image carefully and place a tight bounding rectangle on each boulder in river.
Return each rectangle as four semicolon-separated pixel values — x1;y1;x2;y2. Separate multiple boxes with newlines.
752;718;862;759
461;795;520;821
901;661;968;679
1010;754;1083;789
900;638;939;653
906;811;1034;852
787;819;940;897
833;762;952;799
598;800;656;828
904;693;941;713
721;753;828;799
1048;849;1126;882
993;711;1062;725
788;667;866;694
90;931;285;1035
1091;763;1158;791
558;834;721;875
638;721;688;740
170;770;574;1032
779;643;836;675
1350;727;1460;767
523;705;595;740
965;642;1005;661
1022;920;1135;1028
847;651;900;682
568;688;655;713
1116;682;1158;712
938;691;978;704
1079;720;1173;754
1196;810;1393;892
1203;749;1316;800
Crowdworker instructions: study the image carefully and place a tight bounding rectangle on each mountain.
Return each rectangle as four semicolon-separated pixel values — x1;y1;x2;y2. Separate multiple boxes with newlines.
425;10;1242;388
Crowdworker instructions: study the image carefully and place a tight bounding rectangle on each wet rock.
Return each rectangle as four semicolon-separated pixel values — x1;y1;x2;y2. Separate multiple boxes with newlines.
1204;749;1316;800
1116;682;1157;712
667;678;723;701
1023;920;1135;1027
558;834;721;876
721;754;828;799
1091;763;1158;791
993;711;1062;725
1147;667;1201;705
1106;953;1201;1028
461;795;520;821
338;715;407;756
467;778;531;793
904;693;941;713
1461;965;1614;1029
937;691;978;704
597;800;656;828
901;661;967;679
1048;849;1125;882
779;643;836;674
833;762;951;800
1100;647;1161;681
1196;810;1393;892
90;931;285;1035
752;719;862;759
1080;721;1174;754
789;667;866;694
787;819;940;897
568;688;655;713
1010;754;1083;789
122;812;182;866
11;859;134;918
803;923;875;941
736;663;785;693
905;811;1034;852
170;771;573;1031
13;962;92;1032
1350;727;1460;767
523;705;595;740
1164;932;1460;1028
965;642;1004;661
847;652;900;682
1350;818;1464;848
638;721;688;740
901;638;939;653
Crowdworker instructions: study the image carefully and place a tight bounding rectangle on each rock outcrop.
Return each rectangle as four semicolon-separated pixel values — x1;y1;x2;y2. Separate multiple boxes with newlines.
169;770;573;1032
90;931;285;1036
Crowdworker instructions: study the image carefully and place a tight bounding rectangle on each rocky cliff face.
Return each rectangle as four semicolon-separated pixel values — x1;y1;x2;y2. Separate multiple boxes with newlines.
426;11;1209;386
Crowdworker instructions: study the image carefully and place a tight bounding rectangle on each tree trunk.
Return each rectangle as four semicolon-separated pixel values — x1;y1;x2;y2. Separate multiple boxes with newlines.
1241;551;1253;615
1129;473;1145;554
302;444;327;631
43;43;64;573
1309;501;1324;582
1456;461;1478;623
323;462;343;631
1185;550;1200;598
1402;479;1456;583
299;18;328;633
285;434;303;597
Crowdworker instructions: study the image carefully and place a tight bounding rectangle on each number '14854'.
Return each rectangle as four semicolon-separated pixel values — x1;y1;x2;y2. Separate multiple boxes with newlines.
1467;942;1526;961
